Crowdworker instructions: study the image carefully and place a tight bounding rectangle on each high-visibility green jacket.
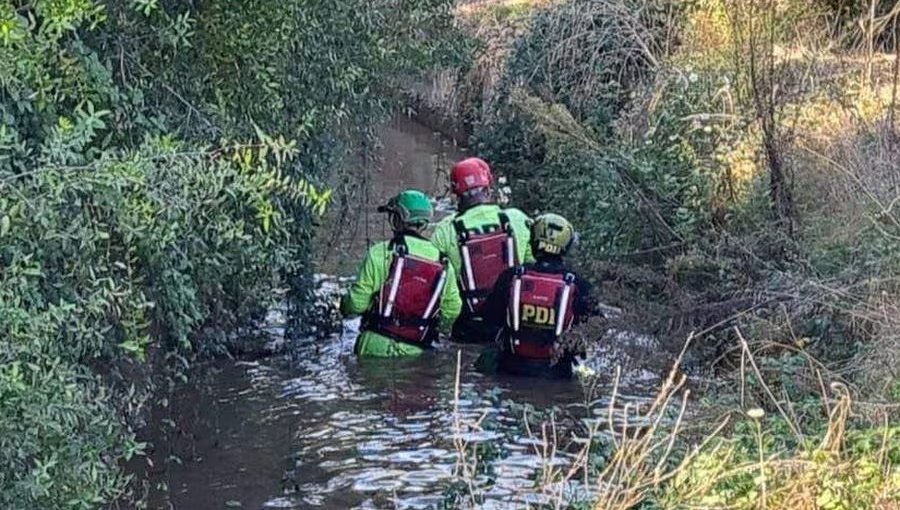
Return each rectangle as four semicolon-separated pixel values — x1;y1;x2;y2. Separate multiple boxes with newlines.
340;234;462;357
431;203;534;290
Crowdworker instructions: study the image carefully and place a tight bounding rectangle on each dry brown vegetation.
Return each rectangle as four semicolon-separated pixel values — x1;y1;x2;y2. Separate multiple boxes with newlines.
431;0;900;507
448;335;900;509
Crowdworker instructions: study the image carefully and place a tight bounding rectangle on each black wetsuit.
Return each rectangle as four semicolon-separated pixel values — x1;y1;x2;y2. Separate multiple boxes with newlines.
480;255;596;378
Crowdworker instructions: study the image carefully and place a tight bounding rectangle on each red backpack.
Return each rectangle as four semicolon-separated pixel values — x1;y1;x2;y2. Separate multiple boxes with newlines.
369;241;449;345
454;212;517;314
507;268;577;360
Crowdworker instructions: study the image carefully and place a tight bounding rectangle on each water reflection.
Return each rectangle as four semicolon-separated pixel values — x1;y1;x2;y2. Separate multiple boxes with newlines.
144;301;662;510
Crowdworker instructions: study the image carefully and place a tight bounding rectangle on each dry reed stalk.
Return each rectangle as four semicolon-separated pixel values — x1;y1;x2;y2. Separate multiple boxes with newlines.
663;330;899;509
522;335;730;509
735;327;804;442
591;336;703;509
451;348;482;507
450;330;897;509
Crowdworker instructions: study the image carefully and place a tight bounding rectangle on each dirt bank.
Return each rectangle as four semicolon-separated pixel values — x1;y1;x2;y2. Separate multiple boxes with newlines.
315;115;467;274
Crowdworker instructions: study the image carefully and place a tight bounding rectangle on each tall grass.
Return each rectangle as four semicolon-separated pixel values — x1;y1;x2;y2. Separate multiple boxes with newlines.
448;332;899;509
437;4;900;504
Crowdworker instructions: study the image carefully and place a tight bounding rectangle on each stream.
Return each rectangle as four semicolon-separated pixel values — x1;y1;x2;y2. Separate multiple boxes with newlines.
136;117;665;510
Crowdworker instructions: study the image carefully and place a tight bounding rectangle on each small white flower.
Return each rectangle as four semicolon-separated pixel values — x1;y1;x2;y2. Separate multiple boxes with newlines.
746;408;765;419
689;72;699;83
703;126;713;133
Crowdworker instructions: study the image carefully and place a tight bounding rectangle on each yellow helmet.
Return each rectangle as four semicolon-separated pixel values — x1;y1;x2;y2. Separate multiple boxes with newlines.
531;213;576;255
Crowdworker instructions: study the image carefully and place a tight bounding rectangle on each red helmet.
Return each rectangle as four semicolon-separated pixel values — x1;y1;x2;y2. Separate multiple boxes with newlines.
450;157;493;195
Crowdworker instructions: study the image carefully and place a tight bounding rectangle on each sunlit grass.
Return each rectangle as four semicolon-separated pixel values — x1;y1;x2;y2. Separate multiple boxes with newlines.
456;0;559;19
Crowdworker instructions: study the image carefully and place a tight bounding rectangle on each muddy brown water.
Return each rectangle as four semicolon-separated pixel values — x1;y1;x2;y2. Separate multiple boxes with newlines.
134;117;664;510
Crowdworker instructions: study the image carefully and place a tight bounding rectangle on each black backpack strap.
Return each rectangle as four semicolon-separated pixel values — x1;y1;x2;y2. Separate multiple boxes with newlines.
388;234;409;256
453;218;468;242
432;252;450;297
498;211;511;232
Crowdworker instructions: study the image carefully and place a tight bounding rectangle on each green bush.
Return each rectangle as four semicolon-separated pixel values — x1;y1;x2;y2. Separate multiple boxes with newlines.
471;0;769;263
658;412;900;509
0;135;326;506
0;359;141;510
477;64;757;260
1;134;320;356
503;0;679;128
1;0;462;506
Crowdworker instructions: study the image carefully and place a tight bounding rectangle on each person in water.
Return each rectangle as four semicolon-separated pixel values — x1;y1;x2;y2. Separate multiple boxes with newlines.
477;213;596;378
431;157;533;344
340;189;462;357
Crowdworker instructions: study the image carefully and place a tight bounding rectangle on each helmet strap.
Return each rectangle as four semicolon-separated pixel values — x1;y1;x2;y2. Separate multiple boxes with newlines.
390;213;428;234
389;212;405;233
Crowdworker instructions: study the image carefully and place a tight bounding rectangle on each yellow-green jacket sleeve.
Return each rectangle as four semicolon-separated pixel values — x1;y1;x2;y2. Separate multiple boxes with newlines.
504;207;535;263
340;244;387;316
431;217;461;275
438;263;462;332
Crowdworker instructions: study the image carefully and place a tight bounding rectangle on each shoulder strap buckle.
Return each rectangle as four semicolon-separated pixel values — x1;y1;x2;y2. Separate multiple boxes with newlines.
389;235;409;256
453;219;469;242
498;211;511;232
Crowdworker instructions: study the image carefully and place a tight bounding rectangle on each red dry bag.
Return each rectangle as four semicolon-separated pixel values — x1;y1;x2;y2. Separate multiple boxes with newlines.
369;242;448;345
454;212;517;314
507;268;577;360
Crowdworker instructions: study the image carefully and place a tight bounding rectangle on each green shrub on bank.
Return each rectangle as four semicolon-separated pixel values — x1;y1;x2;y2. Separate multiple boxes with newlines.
503;0;678;128
0;359;140;509
0;136;325;506
471;0;772;261
657;411;900;509
1;0;461;506
1;135;319;359
477;63;759;259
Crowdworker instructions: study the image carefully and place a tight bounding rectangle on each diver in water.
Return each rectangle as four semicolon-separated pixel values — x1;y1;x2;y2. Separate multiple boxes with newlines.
430;157;533;344
340;189;462;357
477;213;597;378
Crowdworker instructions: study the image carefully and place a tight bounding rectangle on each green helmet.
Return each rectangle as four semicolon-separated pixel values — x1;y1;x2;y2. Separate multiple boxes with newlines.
380;189;433;228
531;213;576;255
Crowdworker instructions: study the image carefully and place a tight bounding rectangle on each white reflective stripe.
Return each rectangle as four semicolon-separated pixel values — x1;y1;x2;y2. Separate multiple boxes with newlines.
506;236;515;267
460;245;476;290
460;244;478;310
421;269;447;327
511;275;522;332
383;255;405;318
556;282;572;337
